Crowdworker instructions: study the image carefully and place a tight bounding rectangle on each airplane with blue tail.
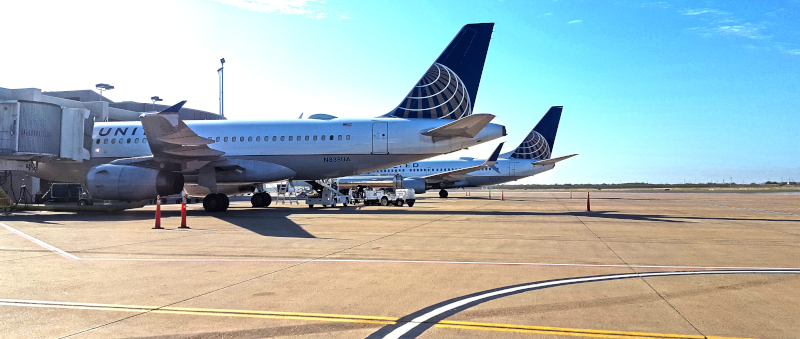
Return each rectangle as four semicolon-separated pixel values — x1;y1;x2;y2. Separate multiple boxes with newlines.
349;106;576;197
31;23;506;211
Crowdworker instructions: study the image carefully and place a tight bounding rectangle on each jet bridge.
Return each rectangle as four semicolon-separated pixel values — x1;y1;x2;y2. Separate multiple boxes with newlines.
0;100;91;164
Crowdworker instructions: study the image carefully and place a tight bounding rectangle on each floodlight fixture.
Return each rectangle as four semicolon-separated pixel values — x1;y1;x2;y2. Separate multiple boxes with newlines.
218;58;225;118
95;83;114;99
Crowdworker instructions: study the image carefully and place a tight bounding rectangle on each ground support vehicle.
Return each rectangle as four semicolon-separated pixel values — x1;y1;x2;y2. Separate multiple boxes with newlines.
363;188;415;207
305;179;351;208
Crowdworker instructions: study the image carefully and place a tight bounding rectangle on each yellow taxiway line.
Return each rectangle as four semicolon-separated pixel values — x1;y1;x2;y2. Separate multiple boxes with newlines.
0;299;753;339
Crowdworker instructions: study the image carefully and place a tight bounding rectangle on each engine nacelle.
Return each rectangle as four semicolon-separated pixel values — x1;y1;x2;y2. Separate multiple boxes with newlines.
338;174;404;190
86;165;184;201
402;178;428;194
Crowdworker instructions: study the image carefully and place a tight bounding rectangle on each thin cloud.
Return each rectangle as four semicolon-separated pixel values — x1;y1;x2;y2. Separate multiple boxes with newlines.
641;2;670;9
340;14;352;20
680;8;770;40
785;49;800;56
567;20;582;24
212;0;322;17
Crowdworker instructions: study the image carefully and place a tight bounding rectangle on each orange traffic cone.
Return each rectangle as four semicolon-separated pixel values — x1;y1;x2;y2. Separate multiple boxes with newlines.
153;195;163;229
501;190;504;201
179;194;189;229
586;192;591;212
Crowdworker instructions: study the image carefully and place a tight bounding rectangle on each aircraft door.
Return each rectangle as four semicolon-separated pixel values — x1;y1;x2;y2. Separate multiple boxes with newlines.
509;162;515;176
372;122;388;154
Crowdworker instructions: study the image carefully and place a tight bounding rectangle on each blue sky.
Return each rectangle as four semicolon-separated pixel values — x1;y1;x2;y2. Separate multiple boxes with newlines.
4;0;799;184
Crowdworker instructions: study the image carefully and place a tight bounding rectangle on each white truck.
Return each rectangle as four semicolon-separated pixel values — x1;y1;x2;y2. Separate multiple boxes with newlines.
362;187;415;207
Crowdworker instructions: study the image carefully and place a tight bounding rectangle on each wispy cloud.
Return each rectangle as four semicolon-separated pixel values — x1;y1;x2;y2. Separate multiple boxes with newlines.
680;7;770;39
567;20;582;24
641;2;670;9
680;8;730;16
212;0;351;19
785;49;800;56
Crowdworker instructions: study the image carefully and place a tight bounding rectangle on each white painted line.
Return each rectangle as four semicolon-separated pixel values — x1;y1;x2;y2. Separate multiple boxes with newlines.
3;221;799;271
0;222;78;260
381;270;800;339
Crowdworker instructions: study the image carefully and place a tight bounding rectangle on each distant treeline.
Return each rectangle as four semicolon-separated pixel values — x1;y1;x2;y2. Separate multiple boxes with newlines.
496;182;798;190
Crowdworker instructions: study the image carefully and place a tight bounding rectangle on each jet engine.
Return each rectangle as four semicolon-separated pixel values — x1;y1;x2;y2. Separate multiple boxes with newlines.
85;165;184;201
401;178;428;194
338;174;404;190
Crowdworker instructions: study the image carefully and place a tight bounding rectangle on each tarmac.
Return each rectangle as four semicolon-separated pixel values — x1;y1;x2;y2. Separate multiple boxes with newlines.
1;190;799;338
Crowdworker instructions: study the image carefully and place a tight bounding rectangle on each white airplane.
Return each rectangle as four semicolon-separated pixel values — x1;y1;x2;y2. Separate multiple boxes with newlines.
344;106;576;197
33;23;506;211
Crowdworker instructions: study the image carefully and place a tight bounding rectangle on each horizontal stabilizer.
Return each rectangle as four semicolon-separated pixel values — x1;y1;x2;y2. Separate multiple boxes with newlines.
531;154;577;166
422;142;504;183
421;113;494;142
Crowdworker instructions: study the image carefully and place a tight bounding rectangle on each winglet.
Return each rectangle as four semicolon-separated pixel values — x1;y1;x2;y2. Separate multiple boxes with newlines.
160;101;187;113
487;142;504;163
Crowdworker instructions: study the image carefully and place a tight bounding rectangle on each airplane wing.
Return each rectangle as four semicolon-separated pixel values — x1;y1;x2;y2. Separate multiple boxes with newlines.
139;101;224;163
421;142;504;183
421;113;495;142
531;154;577;166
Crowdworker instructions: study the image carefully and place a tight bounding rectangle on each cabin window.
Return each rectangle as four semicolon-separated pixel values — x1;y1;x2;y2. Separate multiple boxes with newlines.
111;139;116;144
104;139;108;144
263;136;268;141
118;138;123;144
272;136;277;141
248;136;253;142
288;136;293;141
224;137;229;142
305;135;309;141
338;135;342;140
313;135;318;141
95;139;100;144
346;135;350;140
232;136;237;142
216;137;220;142
256;136;260;142
297;135;301;141
239;137;244;142
127;138;131;144
281;136;285;141
329;135;334;140
135;138;139;143
320;135;325;141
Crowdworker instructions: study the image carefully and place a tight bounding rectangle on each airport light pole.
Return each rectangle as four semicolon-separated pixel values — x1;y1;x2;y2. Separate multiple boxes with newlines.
95;83;114;100
150;96;163;112
217;58;225;118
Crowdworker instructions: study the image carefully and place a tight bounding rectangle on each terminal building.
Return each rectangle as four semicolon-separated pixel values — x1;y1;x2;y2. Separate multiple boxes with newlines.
0;87;223;205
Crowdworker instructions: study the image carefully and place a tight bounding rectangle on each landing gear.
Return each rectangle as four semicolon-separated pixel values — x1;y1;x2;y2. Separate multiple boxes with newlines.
250;192;273;207
203;193;229;212
406;199;415;207
439;189;449;198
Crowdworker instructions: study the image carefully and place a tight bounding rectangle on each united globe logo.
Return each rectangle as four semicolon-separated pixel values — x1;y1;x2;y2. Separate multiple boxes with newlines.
392;63;472;120
510;131;551;160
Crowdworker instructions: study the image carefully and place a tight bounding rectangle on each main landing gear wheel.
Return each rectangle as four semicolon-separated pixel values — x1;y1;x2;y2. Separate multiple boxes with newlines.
406;199;415;207
251;192;272;207
439;189;449;198
203;193;229;212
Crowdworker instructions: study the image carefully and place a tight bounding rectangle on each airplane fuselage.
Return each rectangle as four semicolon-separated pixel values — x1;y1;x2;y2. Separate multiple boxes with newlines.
35;117;505;183
366;157;555;189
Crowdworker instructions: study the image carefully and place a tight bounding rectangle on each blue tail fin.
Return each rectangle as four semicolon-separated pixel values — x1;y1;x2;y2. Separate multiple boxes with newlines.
508;106;563;160
389;23;494;120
